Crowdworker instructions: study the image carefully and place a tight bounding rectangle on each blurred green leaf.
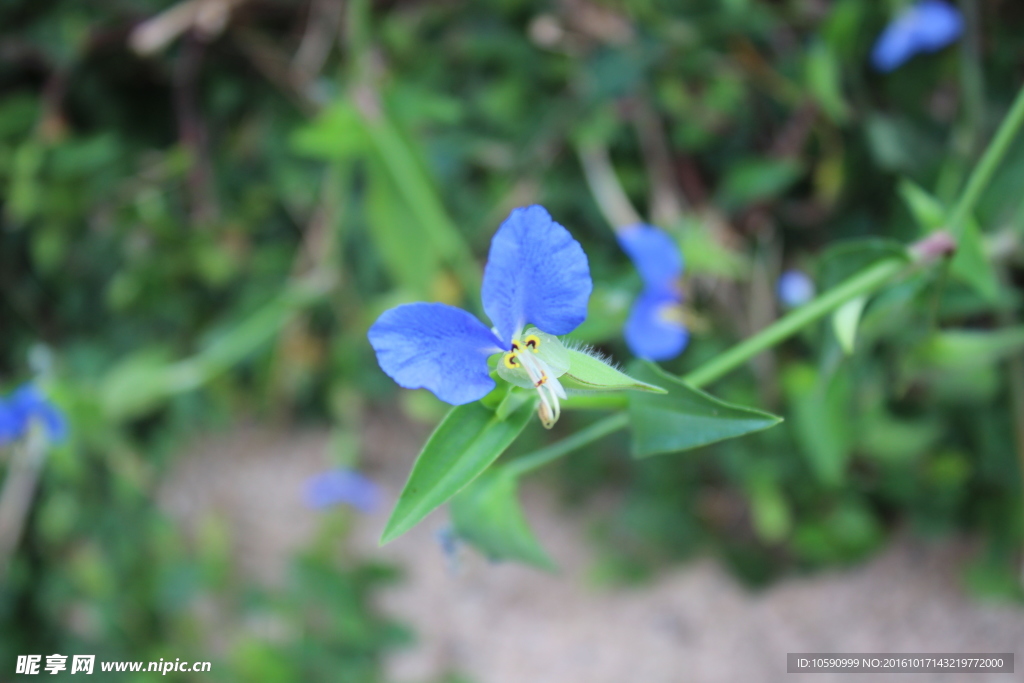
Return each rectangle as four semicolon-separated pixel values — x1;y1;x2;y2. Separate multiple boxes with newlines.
450;470;555;570
805;40;849;122
920;327;1024;369
784;363;852;486
831;295;867;355
627;363;782;458
900;179;999;301
717;158;803;210
380;399;536;544
818;238;908;290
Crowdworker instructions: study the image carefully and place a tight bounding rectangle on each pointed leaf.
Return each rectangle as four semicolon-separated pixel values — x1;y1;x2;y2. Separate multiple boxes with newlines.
921;327;1024;369
783;363;852;486
832;295;867;355
560;348;666;394
380;400;535;544
899;178;945;231
950;219;999;302
899;179;999;301
626;363;782;458
449;471;555;570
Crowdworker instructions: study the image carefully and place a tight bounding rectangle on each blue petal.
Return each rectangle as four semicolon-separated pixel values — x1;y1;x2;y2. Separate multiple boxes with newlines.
872;0;962;72
871;12;920;71
777;270;816;308
913;0;963;51
368;302;503;405
304;469;381;512
481;205;592;346
617;224;683;292
625;290;689;361
0;400;26;446
10;384;67;443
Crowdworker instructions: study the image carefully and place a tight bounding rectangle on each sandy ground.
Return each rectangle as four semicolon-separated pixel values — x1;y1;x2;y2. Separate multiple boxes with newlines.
161;420;1024;683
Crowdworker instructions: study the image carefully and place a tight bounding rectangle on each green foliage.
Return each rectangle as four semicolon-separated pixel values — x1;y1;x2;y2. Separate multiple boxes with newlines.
4;1;1024;676
381;400;536;544
628;363;782;458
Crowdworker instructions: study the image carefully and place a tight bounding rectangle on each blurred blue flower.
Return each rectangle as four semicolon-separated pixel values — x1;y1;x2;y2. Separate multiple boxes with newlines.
617;224;689;361
304;469;381;513
777;270;816;308
0;384;67;447
369;205;591;426
871;0;963;72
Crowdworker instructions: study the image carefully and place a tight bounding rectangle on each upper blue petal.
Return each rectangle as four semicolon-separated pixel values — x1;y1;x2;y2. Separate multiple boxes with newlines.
625;289;689;362
777;269;816;308
617;224;683;292
368;302;503;405
0;400;26;446
481;205;592;346
304;469;381;512
871;0;962;72
9;384;67;443
913;0;964;51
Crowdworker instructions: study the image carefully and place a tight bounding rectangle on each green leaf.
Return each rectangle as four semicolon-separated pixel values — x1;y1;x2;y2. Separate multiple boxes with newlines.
920;327;1024;369
559;348;666;394
783;363;852;486
805;40;849;123
289;102;368;160
832;295;867;354
626;363;782;458
899;179;999;301
449;471;555;570
100;277;329;419
380;400;536;544
818;238;908;290
717;157;803;210
950;219;999;302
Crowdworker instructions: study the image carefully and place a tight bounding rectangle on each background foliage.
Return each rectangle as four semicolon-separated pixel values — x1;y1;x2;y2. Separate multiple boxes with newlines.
2;0;1024;679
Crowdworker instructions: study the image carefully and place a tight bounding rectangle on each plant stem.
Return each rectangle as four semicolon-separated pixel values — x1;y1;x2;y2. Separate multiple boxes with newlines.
947;82;1024;237
507;258;909;476
682;258;905;388
506;413;629;477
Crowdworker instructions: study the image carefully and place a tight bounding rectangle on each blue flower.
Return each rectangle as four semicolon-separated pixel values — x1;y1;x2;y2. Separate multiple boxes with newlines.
871;0;963;72
617;224;689;361
304;469;381;512
368;205;591;427
777;269;816;308
0;384;67;447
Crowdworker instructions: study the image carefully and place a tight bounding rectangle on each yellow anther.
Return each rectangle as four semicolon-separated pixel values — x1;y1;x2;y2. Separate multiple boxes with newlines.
524;334;541;351
503;352;519;369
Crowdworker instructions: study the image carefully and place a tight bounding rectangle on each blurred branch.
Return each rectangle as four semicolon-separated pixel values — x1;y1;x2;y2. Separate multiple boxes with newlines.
0;428;47;583
576;144;643;229
174;31;218;225
291;0;344;87
627;97;686;226
130;0;240;55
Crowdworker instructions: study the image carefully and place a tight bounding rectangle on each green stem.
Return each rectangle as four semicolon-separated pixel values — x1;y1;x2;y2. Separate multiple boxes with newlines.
682;258;905;388
506;413;629;477
505;257;909;478
947;82;1024;237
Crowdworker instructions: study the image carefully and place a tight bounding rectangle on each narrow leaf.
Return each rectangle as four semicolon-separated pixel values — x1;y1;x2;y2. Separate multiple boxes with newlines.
832;295;867;355
560;348;665;394
380;400;535;544
627;363;782;458
449;471;555;570
922;327;1024;369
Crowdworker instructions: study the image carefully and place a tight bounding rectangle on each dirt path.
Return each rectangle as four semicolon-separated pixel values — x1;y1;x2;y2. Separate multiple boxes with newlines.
163;421;1024;683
